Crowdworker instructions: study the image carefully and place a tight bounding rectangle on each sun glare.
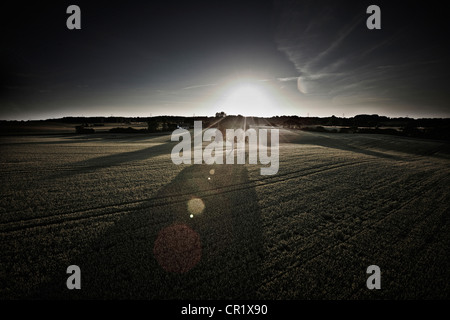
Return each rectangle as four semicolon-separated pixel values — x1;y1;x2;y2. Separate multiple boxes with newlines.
217;81;277;116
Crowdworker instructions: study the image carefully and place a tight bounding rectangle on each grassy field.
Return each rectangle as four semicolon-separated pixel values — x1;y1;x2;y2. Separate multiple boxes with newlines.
0;121;148;135
1;129;449;299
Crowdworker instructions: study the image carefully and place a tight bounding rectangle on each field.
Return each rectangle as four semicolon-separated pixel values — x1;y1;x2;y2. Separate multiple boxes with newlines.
0;121;148;135
1;129;449;299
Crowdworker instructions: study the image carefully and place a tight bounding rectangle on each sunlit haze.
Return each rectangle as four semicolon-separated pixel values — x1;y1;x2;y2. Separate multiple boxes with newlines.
211;80;282;117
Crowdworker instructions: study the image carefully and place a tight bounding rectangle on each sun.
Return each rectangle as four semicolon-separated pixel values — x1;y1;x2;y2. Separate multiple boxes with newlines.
216;81;277;116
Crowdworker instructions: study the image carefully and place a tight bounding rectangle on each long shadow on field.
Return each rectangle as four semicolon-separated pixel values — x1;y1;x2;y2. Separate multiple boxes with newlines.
0;133;171;146
46;141;174;180
283;130;411;161
37;164;264;299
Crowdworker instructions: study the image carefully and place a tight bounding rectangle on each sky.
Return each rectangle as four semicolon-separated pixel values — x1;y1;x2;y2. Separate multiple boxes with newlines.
1;0;450;120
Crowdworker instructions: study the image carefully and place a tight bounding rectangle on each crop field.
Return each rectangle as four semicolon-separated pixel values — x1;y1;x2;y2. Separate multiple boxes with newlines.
1;129;449;299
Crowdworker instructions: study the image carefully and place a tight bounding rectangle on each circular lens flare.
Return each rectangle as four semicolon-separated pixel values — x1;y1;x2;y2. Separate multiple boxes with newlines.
187;198;205;216
153;224;201;273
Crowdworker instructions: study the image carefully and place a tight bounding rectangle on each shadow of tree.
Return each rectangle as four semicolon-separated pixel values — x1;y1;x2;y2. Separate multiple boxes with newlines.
46;141;174;180
35;163;264;299
282;130;412;161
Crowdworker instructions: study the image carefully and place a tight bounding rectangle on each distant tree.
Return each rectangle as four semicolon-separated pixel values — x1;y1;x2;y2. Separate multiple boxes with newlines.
215;111;227;118
328;115;338;126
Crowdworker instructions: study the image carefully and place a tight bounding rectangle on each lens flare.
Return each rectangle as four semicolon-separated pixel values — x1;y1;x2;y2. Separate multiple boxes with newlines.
153;224;201;273
187;197;205;216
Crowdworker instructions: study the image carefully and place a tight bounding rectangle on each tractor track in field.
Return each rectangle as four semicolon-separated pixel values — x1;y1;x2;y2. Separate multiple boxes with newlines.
243;173;450;299
0;158;379;234
2;132;449;299
341;177;450;299
166;171;448;299
104;167;447;299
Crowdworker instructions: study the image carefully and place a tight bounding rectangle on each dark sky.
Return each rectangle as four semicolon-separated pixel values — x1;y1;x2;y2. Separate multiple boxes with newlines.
2;0;450;120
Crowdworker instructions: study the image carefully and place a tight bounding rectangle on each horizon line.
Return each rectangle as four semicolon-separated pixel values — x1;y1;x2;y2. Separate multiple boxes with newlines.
2;114;450;122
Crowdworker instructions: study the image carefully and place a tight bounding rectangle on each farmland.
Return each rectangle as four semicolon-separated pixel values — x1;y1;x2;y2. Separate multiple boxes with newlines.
1;129;449;299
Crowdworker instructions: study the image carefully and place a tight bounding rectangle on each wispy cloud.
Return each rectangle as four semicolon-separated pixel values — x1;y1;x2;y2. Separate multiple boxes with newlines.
304;15;364;73
180;77;300;91
273;2;368;98
277;76;298;82
182;83;218;90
